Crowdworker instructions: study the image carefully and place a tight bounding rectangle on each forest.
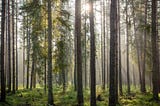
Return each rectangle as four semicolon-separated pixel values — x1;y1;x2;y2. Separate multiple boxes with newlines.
0;0;160;106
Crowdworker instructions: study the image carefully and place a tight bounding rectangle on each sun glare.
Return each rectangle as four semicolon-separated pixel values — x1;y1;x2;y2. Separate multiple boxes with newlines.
84;3;90;12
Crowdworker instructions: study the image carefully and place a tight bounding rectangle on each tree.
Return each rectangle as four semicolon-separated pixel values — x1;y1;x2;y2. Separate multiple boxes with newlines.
151;0;159;101
75;0;84;105
47;0;54;105
141;0;148;93
1;0;6;102
26;16;30;89
84;0;87;89
89;0;96;105
101;0;104;88
16;1;18;90
74;29;77;91
8;0;12;92
126;0;130;95
102;0;106;90
118;0;123;96
12;0;16;93
109;0;118;105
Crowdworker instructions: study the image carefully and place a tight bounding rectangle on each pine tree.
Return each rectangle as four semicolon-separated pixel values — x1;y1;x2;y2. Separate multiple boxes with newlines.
1;0;6;102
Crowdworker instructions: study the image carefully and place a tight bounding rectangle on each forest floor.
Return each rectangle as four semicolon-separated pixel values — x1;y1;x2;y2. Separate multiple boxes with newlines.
0;86;160;106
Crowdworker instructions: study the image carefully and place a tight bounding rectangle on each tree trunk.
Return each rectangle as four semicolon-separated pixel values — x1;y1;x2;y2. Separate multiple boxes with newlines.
84;0;87;89
109;0;118;105
12;0;16;94
126;0;130;95
47;0;54;105
62;68;66;93
75;0;84;105
30;54;35;90
151;0;159;100
89;0;96;105
26;17;30;89
1;0;6;102
44;28;47;93
101;0;104;88
115;0;119;103
74;25;77;91
102;0;106;90
141;0;148;93
15;1;18;90
44;59;47;92
118;0;123;96
23;27;25;88
8;0;12;92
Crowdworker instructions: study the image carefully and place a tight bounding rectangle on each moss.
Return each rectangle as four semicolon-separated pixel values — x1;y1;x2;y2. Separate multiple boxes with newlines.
1;86;160;106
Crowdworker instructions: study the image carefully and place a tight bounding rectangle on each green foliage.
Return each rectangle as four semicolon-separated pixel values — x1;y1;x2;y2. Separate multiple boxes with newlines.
1;86;160;106
120;92;160;106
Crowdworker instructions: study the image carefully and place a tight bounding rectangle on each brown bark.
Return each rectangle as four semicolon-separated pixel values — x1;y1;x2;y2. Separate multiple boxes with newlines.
1;0;6;102
151;0;159;100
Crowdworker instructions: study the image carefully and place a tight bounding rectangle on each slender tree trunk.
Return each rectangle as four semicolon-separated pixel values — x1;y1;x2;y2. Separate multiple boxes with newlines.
47;0;54;105
75;0;84;105
5;1;8;91
23;27;25;88
89;0;96;105
106;0;110;86
15;1;18;90
26;18;30;89
44;59;47;92
115;0;119;103
33;69;36;88
132;63;136;88
12;0;16;93
102;0;106;90
30;54;35;90
141;0;148;93
44;28;47;93
118;0;122;96
151;0;159;100
22;0;25;89
62;67;66;93
101;0;104;87
84;0;87;89
126;0;130;95
109;0;118;105
74;27;77;91
1;0;6;102
8;0;12;92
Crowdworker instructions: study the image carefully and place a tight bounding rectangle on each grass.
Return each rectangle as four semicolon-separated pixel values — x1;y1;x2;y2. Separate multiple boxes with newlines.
0;86;160;106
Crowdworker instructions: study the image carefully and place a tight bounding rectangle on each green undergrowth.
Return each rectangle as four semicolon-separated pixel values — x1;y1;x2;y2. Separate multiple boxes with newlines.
0;86;160;106
120;92;160;106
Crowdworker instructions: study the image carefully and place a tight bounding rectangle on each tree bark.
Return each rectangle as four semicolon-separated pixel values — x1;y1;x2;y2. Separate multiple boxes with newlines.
47;0;54;105
141;0;148;93
89;0;96;105
109;0;118;105
102;0;106;90
151;0;159;100
126;0;130;95
26;17;30;89
15;1;18;90
75;0;84;105
1;0;6;102
12;0;16;93
118;0;123;96
84;0;87;89
8;0;12;92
